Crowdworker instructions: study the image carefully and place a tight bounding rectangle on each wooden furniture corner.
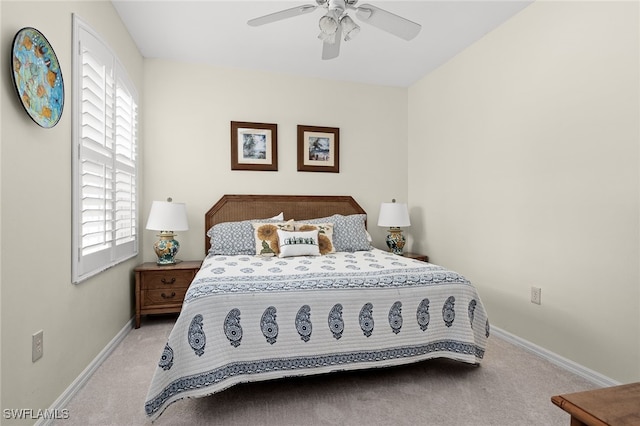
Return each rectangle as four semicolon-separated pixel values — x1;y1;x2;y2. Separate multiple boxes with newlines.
401;252;429;262
551;382;640;425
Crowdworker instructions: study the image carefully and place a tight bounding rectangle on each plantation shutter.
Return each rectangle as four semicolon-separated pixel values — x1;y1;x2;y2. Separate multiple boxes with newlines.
72;15;138;283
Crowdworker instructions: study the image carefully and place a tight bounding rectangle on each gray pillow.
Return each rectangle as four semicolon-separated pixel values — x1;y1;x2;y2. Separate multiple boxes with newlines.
299;214;371;252
207;218;281;255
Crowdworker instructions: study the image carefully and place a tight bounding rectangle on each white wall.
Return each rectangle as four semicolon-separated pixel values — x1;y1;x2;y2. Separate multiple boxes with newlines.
408;1;640;383
1;1;144;420
141;60;409;262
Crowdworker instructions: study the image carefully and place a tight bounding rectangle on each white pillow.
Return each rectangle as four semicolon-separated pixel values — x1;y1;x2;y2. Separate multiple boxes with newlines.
269;212;284;221
277;229;320;258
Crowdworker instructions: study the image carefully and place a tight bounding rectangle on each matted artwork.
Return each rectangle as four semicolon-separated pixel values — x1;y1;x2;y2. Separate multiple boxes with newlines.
11;27;65;128
297;125;339;173
231;121;278;171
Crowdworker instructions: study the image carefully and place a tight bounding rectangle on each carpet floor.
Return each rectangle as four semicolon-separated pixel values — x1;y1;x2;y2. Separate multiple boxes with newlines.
54;315;596;426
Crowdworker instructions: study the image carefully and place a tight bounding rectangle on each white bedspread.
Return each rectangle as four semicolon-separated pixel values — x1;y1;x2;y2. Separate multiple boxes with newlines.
144;248;489;420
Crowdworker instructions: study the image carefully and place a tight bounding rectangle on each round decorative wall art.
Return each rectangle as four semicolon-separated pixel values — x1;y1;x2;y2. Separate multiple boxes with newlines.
11;27;64;128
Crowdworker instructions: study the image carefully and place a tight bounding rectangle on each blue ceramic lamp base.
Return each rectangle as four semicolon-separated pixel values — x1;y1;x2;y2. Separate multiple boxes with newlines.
385;228;406;255
153;232;181;265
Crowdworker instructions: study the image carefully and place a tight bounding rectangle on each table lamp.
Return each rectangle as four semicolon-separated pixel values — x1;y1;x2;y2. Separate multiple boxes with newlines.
145;198;189;265
377;199;411;255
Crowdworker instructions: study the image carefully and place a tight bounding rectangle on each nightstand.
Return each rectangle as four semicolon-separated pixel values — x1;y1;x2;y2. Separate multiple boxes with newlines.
401;252;429;262
134;260;202;328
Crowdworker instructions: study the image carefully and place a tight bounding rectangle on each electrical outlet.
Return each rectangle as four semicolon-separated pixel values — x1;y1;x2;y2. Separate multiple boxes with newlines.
32;330;43;362
531;287;542;305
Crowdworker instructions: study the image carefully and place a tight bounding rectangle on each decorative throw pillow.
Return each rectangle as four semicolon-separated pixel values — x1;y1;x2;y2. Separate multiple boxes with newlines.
277;229;320;258
300;214;371;252
294;222;335;255
252;221;294;256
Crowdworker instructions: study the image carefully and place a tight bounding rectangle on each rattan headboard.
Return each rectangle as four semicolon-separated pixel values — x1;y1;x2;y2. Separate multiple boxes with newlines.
204;194;367;253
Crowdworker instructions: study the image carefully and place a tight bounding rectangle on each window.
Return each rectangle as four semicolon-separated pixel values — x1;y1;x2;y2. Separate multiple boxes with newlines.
72;15;138;283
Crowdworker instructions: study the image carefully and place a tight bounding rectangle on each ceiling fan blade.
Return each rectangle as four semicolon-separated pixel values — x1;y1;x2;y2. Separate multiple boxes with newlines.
248;4;317;27
322;26;342;60
355;3;421;41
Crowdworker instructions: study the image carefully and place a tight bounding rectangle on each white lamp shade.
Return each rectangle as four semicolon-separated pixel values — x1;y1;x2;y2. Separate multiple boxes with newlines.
145;201;189;232
377;202;411;228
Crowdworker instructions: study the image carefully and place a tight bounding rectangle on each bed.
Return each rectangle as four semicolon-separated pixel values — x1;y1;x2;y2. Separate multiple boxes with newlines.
144;194;489;420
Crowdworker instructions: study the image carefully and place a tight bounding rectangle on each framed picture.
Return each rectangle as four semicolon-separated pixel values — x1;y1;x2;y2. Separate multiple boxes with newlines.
297;125;340;173
231;121;278;171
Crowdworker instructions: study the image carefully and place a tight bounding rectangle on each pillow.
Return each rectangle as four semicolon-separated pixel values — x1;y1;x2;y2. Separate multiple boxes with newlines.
269;212;284;221
277;229;320;258
252;221;295;256
208;217;284;255
299;214;371;252
294;222;335;255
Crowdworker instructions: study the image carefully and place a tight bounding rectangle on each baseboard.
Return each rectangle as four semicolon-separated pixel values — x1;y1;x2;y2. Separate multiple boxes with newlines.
35;317;134;426
491;325;620;388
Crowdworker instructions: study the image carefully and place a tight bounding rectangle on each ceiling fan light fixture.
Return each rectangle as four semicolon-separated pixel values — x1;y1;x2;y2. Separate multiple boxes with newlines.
319;10;339;35
318;30;337;44
340;15;360;41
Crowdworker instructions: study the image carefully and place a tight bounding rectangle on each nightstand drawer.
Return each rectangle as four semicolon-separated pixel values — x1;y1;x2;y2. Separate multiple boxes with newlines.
140;270;194;290
143;287;189;307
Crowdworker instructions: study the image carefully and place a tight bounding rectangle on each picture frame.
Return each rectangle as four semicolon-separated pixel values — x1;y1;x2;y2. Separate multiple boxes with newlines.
231;121;278;171
297;125;340;173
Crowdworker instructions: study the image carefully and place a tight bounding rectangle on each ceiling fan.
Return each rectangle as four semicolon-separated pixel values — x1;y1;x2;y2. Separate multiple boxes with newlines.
248;0;422;60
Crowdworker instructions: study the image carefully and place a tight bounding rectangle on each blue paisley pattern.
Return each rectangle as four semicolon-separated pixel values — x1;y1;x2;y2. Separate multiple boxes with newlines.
145;340;486;417
296;305;312;342
158;343;174;371
417;298;430;331
328;304;344;340
388;301;403;334
443;296;455;328
224;309;243;347
261;306;278;345
359;303;374;337
146;249;489;421
188;315;206;357
186;250;470;303
468;300;477;326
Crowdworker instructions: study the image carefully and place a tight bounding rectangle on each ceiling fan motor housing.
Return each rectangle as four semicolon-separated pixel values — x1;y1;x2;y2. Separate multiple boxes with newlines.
322;0;350;14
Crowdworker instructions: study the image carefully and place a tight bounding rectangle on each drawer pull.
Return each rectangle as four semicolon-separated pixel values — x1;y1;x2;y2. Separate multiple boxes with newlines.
161;277;176;285
161;292;176;299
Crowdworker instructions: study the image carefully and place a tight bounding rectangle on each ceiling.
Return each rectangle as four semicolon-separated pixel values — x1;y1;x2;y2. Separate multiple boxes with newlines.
111;0;533;87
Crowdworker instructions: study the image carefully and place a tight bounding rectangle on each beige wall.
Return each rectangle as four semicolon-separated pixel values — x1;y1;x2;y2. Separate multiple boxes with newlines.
141;60;408;262
408;1;640;383
1;1;144;421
